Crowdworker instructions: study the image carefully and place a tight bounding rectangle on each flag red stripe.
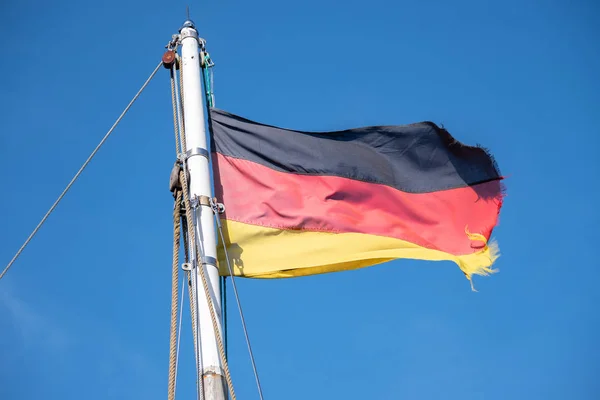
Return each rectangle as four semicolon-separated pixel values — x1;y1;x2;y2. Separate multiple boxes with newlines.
213;153;503;256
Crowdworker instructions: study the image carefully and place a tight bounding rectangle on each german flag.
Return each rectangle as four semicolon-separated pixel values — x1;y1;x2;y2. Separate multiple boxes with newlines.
209;108;504;285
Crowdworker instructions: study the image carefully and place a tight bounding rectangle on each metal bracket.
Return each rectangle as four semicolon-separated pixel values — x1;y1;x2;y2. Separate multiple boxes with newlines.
200;256;217;266
179;26;207;49
190;195;220;214
191;195;214;209
180;147;209;162
198;195;211;207
182;262;193;271
181;257;216;272
165;34;180;51
179;26;198;40
209;197;226;214
201;51;215;68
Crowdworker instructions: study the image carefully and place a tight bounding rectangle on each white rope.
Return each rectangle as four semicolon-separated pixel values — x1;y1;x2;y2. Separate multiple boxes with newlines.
0;61;164;281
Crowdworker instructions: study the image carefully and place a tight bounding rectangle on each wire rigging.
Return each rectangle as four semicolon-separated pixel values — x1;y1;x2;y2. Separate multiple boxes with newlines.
221;276;228;360
214;214;266;400
0;26;266;400
0;61;163;282
174;273;186;397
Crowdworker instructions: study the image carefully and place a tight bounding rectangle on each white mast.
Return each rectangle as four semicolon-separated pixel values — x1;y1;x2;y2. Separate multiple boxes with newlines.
179;19;227;400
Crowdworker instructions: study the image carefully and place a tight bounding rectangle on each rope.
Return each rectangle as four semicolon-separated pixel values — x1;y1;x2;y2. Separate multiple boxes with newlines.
175;57;204;399
215;214;265;400
0;61;163;282
180;202;198;357
174;271;186;396
182;217;201;397
172;61;204;399
188;274;201;399
189;245;205;400
198;50;262;398
168;61;184;400
177;42;236;399
185;257;199;362
178;55;187;150
173;57;186;154
222;276;228;360
170;66;181;155
180;169;237;399
168;189;182;400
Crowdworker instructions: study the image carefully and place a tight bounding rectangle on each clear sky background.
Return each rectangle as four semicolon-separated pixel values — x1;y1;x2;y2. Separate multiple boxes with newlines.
1;0;598;399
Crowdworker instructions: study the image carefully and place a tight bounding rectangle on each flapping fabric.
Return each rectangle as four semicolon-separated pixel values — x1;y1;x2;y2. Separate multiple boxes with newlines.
209;107;504;284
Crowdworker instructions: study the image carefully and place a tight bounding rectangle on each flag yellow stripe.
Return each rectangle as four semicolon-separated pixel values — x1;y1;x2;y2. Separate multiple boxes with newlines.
217;220;499;283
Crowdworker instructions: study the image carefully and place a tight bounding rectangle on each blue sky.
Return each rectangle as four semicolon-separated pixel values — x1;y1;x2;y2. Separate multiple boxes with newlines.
1;0;598;399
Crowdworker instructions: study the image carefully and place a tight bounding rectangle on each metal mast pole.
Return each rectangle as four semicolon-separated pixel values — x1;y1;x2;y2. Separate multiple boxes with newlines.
179;18;227;400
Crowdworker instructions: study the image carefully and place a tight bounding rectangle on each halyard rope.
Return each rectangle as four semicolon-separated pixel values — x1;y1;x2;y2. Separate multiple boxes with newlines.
168;189;182;400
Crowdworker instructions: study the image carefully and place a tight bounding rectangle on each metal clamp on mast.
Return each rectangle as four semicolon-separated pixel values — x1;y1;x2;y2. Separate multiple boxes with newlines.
183;147;210;161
